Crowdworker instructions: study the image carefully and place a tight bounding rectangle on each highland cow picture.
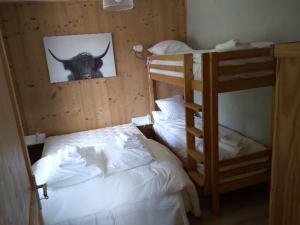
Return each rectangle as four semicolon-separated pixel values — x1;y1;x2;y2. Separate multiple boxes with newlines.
43;33;116;83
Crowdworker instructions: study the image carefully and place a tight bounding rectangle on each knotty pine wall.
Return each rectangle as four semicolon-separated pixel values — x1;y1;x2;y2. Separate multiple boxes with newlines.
0;0;186;135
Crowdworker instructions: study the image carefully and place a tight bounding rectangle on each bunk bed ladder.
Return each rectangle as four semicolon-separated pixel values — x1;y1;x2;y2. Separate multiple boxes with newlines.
184;54;207;187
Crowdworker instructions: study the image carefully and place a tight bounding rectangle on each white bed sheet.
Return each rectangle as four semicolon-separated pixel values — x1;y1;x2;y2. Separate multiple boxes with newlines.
148;48;273;81
153;118;269;182
153;117;266;160
36;124;200;225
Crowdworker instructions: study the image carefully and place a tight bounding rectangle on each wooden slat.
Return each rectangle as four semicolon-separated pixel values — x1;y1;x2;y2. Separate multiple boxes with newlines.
274;42;300;58
219;172;270;194
186;126;204;138
219;61;275;76
218;75;275;93
219;149;272;167
188;149;204;162
150;64;184;73
188;170;204;186
191;80;203;91
185;102;202;111
219;161;271;179
149;73;184;87
149;54;184;61
217;47;272;61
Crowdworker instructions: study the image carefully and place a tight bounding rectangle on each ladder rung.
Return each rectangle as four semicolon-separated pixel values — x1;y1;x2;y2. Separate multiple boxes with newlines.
185;103;202;112
187;126;204;138
188;170;204;186
188;149;204;162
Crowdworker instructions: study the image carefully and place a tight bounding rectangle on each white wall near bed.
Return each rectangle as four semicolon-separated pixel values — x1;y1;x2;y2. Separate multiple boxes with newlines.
187;0;300;145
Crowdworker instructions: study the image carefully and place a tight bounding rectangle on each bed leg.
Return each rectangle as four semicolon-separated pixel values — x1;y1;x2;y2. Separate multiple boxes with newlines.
212;192;220;214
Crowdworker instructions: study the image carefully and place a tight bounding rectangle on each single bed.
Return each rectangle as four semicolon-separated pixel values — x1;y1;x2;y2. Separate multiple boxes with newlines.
33;123;200;225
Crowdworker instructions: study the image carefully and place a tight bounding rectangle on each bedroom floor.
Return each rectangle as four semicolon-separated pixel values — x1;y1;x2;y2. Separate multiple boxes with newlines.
189;185;269;225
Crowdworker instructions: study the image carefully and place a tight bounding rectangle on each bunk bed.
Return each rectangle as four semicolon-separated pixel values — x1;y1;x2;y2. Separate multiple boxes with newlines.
147;45;276;212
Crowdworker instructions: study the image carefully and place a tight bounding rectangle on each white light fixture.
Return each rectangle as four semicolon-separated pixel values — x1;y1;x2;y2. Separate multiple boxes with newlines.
103;0;134;11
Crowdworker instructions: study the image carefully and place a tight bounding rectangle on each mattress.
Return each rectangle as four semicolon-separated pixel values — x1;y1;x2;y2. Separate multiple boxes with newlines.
148;48;273;81
152;116;266;160
153;117;269;182
35;123;200;225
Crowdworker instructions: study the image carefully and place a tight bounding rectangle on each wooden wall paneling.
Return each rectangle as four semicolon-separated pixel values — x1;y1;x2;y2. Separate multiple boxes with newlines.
270;43;300;225
0;0;186;135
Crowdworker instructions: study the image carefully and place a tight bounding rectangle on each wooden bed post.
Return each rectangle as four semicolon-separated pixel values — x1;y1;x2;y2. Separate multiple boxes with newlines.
210;52;220;213
148;62;157;115
202;53;212;194
184;54;197;171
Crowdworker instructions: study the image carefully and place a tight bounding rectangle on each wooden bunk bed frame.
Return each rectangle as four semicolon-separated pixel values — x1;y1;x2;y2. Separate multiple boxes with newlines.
147;47;276;213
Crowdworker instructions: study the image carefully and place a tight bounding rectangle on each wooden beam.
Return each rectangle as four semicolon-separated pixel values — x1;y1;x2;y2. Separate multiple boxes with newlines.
188;149;204;162
274;42;300;58
217;47;272;61
219;172;270;194
149;54;184;61
186;126;204;138
149;73;184;87
185;102;202;112
219;61;275;76
150;64;184;73
191;80;203;91
188;170;204;186
219;161;271;179
219;149;272;167
218;75;275;93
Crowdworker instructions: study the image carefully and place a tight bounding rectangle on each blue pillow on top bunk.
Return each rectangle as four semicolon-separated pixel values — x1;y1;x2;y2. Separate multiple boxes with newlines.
155;95;185;120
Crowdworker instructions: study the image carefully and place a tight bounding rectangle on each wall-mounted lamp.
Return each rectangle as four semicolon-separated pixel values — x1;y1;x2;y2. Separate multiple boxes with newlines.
132;44;147;60
103;0;134;11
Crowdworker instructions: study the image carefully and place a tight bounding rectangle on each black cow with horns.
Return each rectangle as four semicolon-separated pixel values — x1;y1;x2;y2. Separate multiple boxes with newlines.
48;42;110;81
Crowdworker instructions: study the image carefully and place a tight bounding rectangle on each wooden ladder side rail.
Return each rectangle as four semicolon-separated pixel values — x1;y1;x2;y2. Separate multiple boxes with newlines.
147;62;157;114
183;54;197;171
202;53;212;193
209;52;220;213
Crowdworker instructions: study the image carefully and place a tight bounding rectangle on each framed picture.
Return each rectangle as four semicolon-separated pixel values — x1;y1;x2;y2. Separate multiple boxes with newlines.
43;33;116;83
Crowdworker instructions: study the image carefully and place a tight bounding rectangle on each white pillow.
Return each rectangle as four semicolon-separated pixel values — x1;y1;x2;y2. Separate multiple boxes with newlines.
155;95;185;120
148;40;193;55
152;111;167;124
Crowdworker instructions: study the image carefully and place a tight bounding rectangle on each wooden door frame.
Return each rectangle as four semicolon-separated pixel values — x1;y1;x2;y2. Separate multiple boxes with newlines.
0;28;44;225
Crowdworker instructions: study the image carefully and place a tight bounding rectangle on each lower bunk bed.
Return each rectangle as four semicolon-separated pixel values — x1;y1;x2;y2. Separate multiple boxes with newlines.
32;123;200;225
152;109;271;188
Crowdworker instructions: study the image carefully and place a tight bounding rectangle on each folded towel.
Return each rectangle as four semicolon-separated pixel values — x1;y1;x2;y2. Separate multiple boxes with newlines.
215;40;237;50
57;146;87;169
220;135;241;147
108;132;154;174
33;145;107;189
219;142;242;157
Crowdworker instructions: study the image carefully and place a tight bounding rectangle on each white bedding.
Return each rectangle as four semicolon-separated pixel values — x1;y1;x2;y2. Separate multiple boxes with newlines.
34;124;200;225
148;48;273;81
152;115;266;160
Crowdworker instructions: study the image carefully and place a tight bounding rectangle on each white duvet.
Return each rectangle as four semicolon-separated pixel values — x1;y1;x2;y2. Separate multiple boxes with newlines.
33;124;200;225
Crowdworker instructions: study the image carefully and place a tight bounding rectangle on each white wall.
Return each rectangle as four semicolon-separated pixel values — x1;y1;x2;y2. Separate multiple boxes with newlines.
187;0;300;145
